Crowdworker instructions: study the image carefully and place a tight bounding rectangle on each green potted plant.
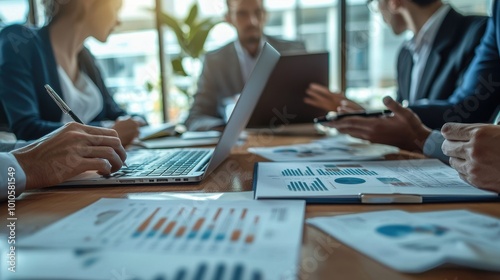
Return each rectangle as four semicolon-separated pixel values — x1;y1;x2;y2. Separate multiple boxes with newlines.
158;4;222;100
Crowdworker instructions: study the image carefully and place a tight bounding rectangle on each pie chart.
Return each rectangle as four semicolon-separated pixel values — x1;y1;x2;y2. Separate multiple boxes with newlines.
334;177;366;185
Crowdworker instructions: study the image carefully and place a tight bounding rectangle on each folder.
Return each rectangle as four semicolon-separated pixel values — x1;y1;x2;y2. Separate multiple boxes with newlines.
252;159;500;204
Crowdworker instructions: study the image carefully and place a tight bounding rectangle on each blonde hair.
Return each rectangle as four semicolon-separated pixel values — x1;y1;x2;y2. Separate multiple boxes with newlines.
42;0;71;24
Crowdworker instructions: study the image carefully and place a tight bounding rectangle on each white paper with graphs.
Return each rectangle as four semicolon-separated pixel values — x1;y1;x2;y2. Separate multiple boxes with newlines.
6;198;305;280
253;159;498;203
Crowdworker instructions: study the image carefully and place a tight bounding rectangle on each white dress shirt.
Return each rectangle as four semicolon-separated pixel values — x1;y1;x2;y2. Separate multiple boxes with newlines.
407;5;451;104
0;152;27;202
234;38;266;84
58;66;104;124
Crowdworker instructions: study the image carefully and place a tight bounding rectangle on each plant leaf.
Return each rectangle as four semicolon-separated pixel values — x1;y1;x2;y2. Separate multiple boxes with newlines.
184;4;198;27
171;57;188;77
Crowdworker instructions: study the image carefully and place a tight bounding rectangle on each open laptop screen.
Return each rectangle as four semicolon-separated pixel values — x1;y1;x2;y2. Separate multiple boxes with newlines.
246;52;329;128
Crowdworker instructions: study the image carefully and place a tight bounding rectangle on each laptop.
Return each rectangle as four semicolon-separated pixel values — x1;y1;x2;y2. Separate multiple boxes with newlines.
61;43;280;186
246;52;329;128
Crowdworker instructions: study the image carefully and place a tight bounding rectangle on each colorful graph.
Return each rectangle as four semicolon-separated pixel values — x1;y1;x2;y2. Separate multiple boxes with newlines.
126;206;263;254
287;178;328;192
281;166;315;176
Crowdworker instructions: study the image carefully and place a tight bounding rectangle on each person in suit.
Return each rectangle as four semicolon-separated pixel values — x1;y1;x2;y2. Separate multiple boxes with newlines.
0;0;144;145
326;0;500;194
304;0;487;130
184;0;306;131
0;122;126;202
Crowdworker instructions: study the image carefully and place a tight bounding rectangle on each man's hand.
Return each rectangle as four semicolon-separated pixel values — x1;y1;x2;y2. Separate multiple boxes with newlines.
11;123;127;190
325;96;432;152
304;83;364;112
441;123;500;193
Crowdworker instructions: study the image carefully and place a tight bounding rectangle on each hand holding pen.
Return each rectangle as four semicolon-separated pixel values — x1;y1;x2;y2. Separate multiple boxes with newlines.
44;84;128;167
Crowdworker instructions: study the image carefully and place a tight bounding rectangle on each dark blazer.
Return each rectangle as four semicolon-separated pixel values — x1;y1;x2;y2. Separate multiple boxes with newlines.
410;1;500;129
184;36;306;131
397;8;487;105
0;25;126;140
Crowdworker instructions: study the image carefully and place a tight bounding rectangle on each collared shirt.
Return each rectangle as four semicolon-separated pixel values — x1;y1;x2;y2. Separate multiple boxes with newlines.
234;38;266;84
407;5;451;104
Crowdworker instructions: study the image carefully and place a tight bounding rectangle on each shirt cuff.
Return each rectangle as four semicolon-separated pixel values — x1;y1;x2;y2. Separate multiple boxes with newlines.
0;153;26;201
423;130;450;163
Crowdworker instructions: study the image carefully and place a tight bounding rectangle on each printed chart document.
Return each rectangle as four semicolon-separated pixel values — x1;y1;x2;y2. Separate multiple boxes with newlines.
12;198;305;280
249;136;399;162
307;210;500;273
253;159;498;203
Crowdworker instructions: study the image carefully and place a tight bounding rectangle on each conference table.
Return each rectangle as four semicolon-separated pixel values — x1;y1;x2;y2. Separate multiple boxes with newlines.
1;132;499;279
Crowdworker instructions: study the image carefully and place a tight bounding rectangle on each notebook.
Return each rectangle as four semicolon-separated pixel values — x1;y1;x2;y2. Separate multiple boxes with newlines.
60;43;280;186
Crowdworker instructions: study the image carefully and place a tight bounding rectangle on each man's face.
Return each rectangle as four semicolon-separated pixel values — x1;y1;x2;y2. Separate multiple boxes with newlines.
226;0;267;49
378;0;407;35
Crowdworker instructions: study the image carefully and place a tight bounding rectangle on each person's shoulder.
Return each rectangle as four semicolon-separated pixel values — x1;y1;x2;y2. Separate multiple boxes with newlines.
447;7;488;26
266;36;305;51
0;24;40;54
205;42;235;58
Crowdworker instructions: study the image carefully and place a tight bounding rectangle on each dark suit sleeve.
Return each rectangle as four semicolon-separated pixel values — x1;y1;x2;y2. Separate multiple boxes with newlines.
0;25;64;140
410;10;500;129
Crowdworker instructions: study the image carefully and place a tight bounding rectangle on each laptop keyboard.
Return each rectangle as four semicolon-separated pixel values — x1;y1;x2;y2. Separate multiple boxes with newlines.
117;150;210;177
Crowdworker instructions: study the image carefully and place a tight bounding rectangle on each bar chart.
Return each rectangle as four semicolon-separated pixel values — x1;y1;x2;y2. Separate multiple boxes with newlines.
19;199;306;280
281;166;315;176
287;178;329;192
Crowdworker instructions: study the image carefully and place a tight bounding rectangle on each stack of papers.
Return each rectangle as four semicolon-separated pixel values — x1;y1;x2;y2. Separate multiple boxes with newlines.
308;210;500;273
249;135;399;162
5;198;305;280
253;159;498;203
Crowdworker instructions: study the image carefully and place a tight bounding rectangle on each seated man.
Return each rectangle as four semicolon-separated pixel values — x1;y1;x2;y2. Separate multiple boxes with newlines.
184;0;306;131
305;0;487;129
325;0;500;193
1;123;126;201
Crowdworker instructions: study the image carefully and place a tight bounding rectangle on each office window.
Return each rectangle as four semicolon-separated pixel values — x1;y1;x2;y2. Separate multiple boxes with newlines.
0;0;30;26
345;0;493;109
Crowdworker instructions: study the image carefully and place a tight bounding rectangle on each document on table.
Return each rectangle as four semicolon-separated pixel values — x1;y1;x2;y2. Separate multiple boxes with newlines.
253;159;499;203
248;135;399;162
13;198;305;280
307;210;500;273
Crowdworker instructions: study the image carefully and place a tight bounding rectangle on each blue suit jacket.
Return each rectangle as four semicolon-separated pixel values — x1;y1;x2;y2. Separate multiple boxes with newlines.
0;25;126;140
397;8;487;105
411;1;500;129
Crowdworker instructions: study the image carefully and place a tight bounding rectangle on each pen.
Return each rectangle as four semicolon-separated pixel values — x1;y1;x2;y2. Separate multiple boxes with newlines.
44;84;84;124
314;110;393;123
44;84;128;167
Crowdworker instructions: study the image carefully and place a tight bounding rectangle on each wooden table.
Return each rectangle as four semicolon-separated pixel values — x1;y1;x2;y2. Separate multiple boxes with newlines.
1;134;499;279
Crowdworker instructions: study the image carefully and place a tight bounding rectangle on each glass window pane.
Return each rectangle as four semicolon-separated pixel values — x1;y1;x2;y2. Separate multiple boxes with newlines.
0;0;29;26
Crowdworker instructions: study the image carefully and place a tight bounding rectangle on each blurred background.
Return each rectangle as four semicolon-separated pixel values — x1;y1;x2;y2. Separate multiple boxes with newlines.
0;0;493;124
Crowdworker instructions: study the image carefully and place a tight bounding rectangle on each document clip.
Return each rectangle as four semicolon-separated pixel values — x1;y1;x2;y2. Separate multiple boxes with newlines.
360;194;423;204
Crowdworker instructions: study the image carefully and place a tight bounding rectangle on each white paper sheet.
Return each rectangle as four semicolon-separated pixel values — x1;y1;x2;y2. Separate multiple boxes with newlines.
12;198;305;280
254;159;498;200
307;210;500;273
249;135;399;162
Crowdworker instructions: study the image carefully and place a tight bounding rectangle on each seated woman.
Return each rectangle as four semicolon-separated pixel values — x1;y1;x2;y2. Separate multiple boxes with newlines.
0;0;143;145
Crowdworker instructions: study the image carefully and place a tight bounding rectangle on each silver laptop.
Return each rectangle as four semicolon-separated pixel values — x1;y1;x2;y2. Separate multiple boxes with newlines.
61;43;280;186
